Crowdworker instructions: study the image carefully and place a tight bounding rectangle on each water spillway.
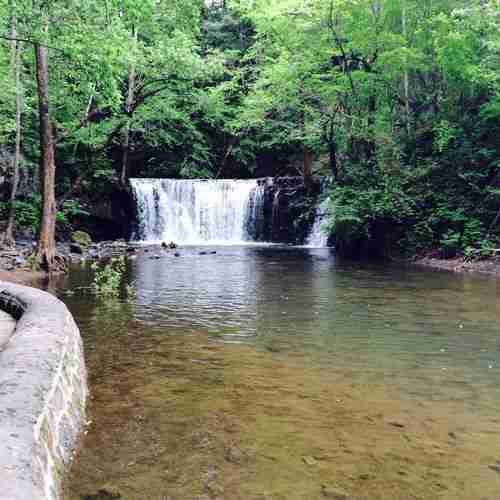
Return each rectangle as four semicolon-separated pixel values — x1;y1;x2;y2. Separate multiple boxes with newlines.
130;178;265;244
130;177;329;246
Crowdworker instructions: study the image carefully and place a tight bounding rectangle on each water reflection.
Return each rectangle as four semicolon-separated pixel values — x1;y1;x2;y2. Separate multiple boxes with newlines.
60;247;500;500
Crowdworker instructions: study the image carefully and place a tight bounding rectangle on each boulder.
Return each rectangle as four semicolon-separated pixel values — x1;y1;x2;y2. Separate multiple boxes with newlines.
71;230;93;247
70;243;84;254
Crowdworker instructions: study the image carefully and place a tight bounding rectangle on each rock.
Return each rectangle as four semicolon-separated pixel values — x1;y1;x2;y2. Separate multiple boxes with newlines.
174;252;181;257
150;255;161;260
321;485;351;499
488;464;500;474
82;488;122;500
168;241;178;249
302;455;318;466
205;483;224;496
225;445;245;464
161;241;168;249
14;256;26;266
70;243;84;254
71;230;92;247
199;251;207;255
210;251;217;254
126;247;136;253
388;421;405;429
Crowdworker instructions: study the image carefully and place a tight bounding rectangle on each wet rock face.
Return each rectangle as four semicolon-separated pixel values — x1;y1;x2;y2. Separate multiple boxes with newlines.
0;283;87;500
252;177;322;244
72;186;136;242
0;146;39;199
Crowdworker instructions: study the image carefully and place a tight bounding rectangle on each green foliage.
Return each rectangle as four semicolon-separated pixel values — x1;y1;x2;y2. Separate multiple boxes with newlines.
91;256;127;297
12;196;41;230
327;168;418;256
71;230;92;247
60;199;90;220
0;0;498;259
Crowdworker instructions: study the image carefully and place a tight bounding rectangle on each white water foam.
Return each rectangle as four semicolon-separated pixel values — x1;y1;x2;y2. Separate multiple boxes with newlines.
131;179;262;244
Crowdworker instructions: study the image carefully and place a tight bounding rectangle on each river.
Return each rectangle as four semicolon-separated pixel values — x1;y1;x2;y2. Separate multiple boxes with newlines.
59;245;500;500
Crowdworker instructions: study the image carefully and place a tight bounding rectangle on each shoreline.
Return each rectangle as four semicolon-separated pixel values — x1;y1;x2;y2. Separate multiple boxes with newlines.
414;255;500;278
0;269;50;286
1;243;500;287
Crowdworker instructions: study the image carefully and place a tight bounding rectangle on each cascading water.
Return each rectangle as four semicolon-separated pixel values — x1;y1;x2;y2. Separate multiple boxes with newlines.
130;179;263;244
305;199;330;247
245;181;266;241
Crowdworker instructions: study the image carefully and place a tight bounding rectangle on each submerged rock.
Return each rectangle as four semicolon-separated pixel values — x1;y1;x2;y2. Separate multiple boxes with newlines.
321;484;351;499
225;445;246;464
302;455;317;466
82;487;121;500
488;463;500;474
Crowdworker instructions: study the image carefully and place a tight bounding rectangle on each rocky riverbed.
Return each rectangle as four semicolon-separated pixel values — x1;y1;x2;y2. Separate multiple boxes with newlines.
415;255;500;277
0;234;208;283
0;235;139;270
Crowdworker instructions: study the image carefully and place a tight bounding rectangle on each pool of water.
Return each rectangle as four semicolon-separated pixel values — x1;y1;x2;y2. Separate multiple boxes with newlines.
58;246;500;500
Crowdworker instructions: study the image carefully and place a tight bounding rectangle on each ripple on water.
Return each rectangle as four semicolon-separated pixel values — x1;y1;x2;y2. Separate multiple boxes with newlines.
60;246;500;500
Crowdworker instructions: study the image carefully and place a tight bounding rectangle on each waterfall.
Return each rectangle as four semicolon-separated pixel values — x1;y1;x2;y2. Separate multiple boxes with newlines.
245;181;266;240
305;199;330;248
130;178;262;244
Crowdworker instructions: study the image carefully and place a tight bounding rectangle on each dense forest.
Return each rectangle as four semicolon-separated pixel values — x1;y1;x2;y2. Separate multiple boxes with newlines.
0;0;499;269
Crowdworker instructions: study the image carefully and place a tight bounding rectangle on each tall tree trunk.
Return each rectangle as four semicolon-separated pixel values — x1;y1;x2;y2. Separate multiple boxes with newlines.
303;146;313;190
120;28;137;186
402;0;411;137
329;143;338;180
2;8;22;247
365;94;376;164
323;117;339;181
300;104;313;190
35;42;58;272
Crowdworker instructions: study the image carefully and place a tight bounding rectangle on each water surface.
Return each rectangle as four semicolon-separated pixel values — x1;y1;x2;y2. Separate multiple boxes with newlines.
60;246;500;500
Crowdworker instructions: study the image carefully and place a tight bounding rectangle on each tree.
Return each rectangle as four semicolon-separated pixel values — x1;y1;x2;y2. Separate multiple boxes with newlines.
1;0;22;247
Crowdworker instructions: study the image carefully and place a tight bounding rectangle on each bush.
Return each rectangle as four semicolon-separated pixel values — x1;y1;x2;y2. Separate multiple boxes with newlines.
91;257;127;297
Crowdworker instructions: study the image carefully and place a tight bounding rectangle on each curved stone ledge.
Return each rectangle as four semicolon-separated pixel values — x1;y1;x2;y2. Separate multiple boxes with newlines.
0;281;87;500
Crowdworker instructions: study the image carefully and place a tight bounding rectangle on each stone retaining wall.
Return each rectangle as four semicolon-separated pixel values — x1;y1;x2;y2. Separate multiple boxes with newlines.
0;281;87;500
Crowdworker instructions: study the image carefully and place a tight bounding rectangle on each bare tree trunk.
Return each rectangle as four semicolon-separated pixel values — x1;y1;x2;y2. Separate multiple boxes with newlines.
2;8;22;247
300;104;313;190
402;0;411;137
120;28;137;186
35;41;58;272
303;147;313;190
328;120;338;181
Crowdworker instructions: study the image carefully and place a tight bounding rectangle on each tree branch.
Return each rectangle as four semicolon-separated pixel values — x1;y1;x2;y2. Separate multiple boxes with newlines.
0;33;65;53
